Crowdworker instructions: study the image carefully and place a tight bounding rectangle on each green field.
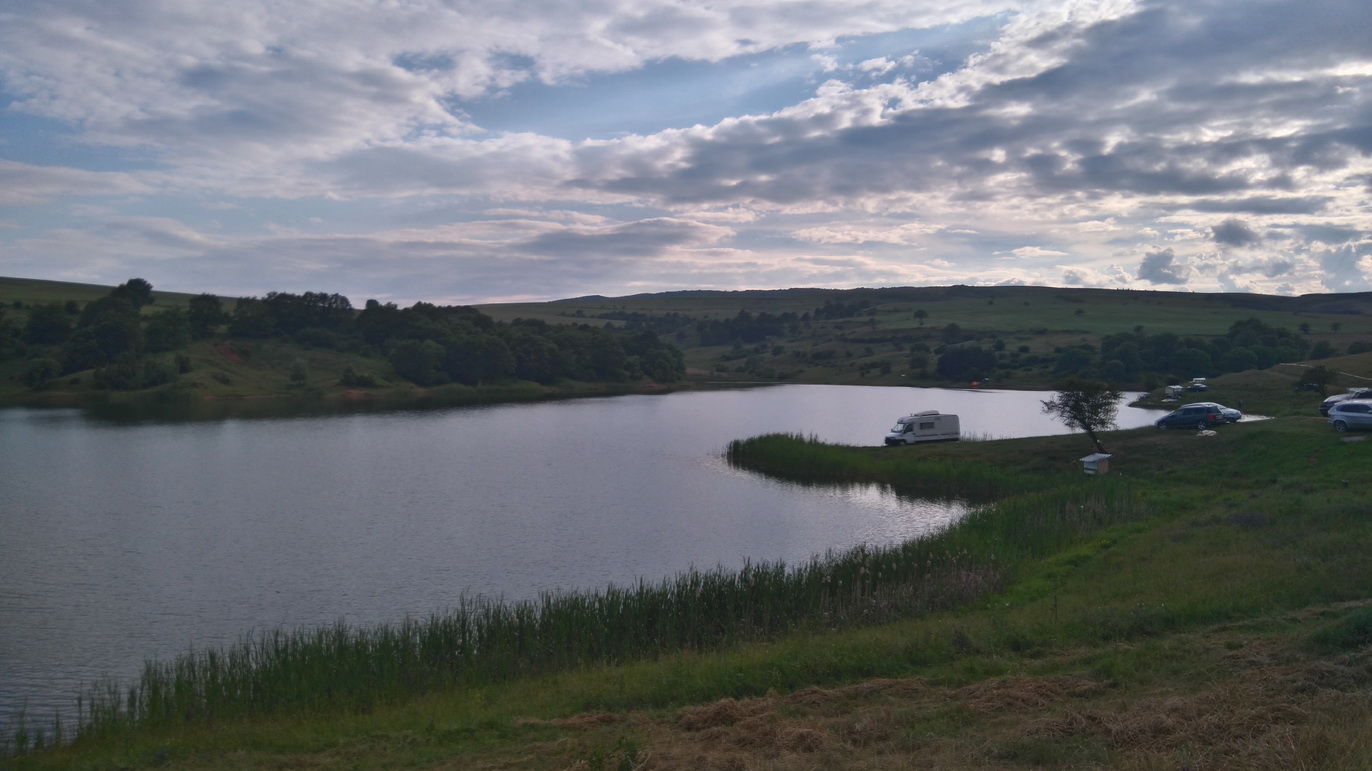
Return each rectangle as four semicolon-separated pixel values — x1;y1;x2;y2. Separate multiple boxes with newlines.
0;276;199;310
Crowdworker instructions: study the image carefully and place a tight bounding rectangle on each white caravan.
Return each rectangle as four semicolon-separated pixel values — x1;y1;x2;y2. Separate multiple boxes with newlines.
884;410;961;446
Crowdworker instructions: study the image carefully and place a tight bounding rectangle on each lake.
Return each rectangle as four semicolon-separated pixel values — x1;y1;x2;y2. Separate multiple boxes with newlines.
0;384;1168;724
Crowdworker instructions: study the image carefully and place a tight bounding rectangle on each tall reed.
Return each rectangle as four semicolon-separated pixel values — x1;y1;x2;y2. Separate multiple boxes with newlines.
725;432;1050;500
8;478;1148;754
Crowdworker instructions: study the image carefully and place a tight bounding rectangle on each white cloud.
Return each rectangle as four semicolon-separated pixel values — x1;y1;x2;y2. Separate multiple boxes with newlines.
2;0;1371;301
0;160;150;204
1007;246;1069;258
792;222;941;245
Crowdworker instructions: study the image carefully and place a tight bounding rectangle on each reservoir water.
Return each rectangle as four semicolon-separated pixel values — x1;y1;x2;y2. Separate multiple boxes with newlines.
0;385;1167;724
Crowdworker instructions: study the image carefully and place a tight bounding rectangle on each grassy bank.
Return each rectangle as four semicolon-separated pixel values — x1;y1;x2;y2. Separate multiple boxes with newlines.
8;415;1372;768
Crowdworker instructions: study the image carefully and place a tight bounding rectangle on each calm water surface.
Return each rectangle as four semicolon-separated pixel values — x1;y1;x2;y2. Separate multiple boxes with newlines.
0;385;1166;723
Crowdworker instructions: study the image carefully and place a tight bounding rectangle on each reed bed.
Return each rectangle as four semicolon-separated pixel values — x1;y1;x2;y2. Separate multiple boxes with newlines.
5;476;1149;756
724;432;1049;500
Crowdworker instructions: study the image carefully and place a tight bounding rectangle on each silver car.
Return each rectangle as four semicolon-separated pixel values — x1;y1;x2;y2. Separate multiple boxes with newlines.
1328;400;1372;432
1188;401;1242;423
1320;388;1372;416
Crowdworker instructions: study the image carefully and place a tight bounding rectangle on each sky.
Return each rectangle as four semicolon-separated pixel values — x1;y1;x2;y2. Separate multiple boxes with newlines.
1;0;1370;306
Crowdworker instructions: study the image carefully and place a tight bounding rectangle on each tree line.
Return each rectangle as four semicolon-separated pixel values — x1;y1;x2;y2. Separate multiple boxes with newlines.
933;317;1336;385
4;279;686;390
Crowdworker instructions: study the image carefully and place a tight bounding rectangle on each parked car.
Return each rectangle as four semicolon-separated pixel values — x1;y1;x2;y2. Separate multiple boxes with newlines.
1186;378;1209;392
1319;388;1372;416
1327;400;1372;432
1188;401;1242;423
1155;403;1228;430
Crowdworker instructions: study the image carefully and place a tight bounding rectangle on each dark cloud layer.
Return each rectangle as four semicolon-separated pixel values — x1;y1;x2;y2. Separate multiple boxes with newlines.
1211;219;1261;248
1138;247;1190;285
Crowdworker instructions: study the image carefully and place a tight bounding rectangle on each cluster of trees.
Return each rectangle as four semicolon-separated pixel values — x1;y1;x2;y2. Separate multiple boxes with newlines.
354;301;684;386
694;309;801;346
10;278;192;389
929;317;1333;386
594;308;806;346
5;279;686;391
935;344;999;381
1071;318;1320;383
812;299;873;320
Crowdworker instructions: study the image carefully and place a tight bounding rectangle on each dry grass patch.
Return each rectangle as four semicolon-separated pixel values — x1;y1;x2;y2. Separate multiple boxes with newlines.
498;608;1372;771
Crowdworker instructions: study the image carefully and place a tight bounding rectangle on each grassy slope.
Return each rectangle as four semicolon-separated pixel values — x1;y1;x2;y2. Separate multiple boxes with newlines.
12;417;1372;769
481;284;1372;389
0;276;200;310
0;279;667;405
6;277;1372;397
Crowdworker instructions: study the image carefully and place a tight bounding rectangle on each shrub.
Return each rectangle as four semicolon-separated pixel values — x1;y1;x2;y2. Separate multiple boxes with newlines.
23;357;62;388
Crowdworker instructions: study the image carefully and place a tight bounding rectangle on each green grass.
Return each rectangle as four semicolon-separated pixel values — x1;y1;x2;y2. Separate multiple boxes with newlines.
0;276;198;311
725;432;1070;500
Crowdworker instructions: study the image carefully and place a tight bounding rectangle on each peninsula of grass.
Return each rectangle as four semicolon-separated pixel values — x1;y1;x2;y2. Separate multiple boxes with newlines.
8;412;1372;768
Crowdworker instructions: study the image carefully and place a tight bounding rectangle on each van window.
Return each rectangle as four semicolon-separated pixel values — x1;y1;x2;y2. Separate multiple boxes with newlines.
920;422;934;430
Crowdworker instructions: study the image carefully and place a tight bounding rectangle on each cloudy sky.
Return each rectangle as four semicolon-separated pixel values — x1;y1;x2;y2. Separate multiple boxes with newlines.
1;0;1370;305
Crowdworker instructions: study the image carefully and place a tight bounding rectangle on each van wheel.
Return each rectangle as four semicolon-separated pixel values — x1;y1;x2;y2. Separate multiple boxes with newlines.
1196;421;1208;430
1334;420;1349;433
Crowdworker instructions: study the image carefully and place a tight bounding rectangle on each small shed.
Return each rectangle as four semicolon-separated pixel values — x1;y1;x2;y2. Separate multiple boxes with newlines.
1080;453;1113;475
1164;384;1183;401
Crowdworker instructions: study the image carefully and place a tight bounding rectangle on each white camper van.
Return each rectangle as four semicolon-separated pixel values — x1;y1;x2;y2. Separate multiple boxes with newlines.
884;410;961;446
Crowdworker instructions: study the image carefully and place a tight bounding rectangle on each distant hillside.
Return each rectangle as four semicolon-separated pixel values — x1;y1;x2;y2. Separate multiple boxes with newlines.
480;283;1372;391
5;275;1372;397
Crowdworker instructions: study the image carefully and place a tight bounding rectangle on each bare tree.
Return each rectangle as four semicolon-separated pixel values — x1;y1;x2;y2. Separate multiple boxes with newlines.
1041;378;1123;453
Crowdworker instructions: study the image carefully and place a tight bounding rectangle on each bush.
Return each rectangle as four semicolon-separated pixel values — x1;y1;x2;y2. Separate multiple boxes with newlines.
289;357;310;384
295;327;340;349
143;358;177;387
339;366;377;387
23;357;62;388
94;357;143;390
